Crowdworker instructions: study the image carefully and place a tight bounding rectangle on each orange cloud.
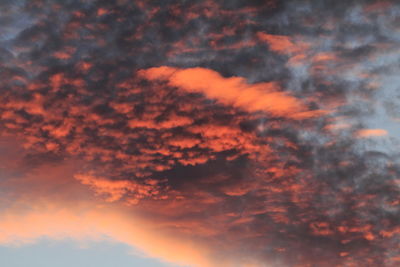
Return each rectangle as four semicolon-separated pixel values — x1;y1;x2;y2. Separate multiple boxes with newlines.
0;146;217;267
312;52;338;63
138;66;323;119
1;138;284;266
74;173;161;203
2;1;399;266
257;32;309;55
0;201;217;267
355;129;388;138
128;113;193;129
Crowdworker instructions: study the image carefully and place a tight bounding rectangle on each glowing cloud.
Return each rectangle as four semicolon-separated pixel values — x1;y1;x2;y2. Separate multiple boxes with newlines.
138;66;323;119
1;0;400;266
355;129;388;138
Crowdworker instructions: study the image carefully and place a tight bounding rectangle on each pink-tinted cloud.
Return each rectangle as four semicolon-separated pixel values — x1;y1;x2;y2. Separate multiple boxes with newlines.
138;66;324;119
355;129;388;138
1;0;400;266
0;139;271;267
74;173;161;203
257;32;306;55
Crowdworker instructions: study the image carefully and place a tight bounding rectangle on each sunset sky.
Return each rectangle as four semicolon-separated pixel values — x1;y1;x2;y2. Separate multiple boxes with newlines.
0;0;399;266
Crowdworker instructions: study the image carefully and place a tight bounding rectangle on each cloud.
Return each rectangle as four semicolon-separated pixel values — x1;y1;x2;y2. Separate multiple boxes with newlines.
138;66;324;119
0;143;216;267
0;195;216;267
355;128;388;138
257;32;308;55
74;173;161;203
1;0;400;266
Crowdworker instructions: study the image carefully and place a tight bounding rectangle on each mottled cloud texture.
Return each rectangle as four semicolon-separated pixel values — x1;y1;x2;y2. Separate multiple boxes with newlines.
0;0;399;266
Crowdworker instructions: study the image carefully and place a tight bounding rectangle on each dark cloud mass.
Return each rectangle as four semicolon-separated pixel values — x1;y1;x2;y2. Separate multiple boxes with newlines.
0;0;399;266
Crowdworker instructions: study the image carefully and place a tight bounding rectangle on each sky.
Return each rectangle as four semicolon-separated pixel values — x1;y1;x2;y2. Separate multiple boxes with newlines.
0;241;174;267
0;0;399;266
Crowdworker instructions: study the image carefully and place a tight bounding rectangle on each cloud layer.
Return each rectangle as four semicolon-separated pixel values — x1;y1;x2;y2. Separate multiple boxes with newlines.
0;0;399;266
